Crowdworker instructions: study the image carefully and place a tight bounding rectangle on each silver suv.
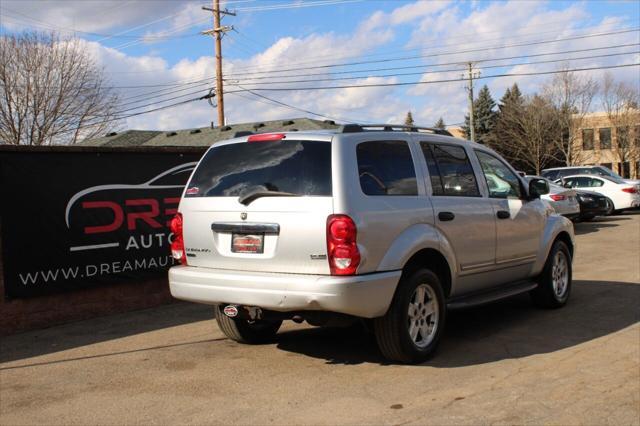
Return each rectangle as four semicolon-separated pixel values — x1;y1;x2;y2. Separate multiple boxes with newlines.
169;124;575;364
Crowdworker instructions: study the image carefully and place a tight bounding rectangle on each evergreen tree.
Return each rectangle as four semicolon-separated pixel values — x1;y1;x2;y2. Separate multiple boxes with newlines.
489;83;527;170
462;85;497;144
404;111;415;126
433;117;446;129
498;83;523;113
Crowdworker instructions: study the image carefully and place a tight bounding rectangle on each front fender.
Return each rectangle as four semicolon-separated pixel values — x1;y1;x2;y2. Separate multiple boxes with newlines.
376;223;458;288
531;214;576;276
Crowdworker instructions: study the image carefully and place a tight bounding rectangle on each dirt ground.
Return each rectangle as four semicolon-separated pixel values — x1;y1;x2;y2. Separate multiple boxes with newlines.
1;212;639;425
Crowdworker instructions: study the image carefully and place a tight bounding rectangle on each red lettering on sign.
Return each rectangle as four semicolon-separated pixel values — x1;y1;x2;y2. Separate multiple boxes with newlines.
82;201;124;234
125;199;162;230
164;197;180;227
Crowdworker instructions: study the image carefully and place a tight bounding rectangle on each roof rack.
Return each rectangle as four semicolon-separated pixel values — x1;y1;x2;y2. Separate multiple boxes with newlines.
338;124;453;137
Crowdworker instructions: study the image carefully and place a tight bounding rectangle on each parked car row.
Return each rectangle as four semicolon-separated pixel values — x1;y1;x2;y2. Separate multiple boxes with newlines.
529;166;640;220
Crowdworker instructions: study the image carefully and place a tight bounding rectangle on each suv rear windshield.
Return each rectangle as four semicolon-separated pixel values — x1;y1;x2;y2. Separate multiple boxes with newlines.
186;140;332;197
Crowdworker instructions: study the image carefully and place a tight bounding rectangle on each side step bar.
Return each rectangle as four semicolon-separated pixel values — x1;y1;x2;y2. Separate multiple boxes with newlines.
446;280;538;310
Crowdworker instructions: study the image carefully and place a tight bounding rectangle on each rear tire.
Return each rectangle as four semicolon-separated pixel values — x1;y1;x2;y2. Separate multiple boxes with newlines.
215;306;282;344
373;269;445;364
530;240;572;309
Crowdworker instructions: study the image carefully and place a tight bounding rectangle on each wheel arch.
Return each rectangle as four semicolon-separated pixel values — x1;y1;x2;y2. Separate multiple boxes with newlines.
401;248;453;298
554;230;574;259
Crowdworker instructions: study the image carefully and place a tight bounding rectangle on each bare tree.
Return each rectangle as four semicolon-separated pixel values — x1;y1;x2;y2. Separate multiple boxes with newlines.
495;95;560;175
542;68;598;166
601;73;640;177
0;32;121;145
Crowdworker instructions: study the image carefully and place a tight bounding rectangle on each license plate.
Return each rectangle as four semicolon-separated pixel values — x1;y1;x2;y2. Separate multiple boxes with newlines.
231;233;264;253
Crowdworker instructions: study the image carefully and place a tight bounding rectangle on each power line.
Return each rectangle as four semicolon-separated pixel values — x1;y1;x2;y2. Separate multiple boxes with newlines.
50;93;209;138
224;19;640;74
233;0;362;12
224;63;640;93
230;86;366;123
227;50;640;86
225;43;640;81
4;43;636;93
93;20;638;75
224;27;640;77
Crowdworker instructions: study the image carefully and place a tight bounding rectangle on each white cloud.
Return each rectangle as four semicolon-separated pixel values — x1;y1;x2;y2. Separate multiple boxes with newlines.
402;0;639;126
1;0;196;35
9;0;637;133
389;0;452;25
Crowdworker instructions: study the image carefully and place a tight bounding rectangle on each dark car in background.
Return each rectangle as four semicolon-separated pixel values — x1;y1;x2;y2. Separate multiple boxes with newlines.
574;191;613;221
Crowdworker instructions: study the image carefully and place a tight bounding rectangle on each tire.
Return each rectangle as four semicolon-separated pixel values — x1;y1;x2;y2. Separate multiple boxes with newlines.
215;306;282;344
530;240;572;309
373;269;446;364
604;198;615;215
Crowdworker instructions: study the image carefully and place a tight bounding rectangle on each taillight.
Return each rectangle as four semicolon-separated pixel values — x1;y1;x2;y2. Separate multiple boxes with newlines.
247;133;286;142
326;214;360;275
549;194;566;201
621;187;638;194
170;213;187;265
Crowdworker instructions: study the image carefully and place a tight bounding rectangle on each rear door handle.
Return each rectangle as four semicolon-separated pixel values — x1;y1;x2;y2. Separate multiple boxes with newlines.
438;212;455;221
497;210;510;219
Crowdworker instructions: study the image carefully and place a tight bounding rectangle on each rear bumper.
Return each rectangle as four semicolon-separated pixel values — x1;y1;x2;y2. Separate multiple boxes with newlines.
169;266;401;318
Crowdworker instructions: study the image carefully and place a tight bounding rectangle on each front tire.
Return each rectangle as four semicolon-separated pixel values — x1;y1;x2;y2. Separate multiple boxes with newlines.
604;198;615;215
530;240;572;308
215;306;282;344
374;269;446;364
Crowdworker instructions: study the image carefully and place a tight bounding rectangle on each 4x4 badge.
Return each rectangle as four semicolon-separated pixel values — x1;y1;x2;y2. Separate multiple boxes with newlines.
240;212;247;220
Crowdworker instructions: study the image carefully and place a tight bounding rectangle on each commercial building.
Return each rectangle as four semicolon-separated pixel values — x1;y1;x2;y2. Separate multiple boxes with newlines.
573;111;640;179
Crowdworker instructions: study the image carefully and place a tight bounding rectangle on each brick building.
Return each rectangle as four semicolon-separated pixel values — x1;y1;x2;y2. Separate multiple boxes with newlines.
573;110;640;179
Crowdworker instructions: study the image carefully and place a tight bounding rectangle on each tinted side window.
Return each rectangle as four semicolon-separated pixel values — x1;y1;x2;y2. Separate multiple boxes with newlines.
475;151;522;199
421;143;480;197
542;170;559;180
589;178;604;187
357;141;418;196
573;177;591;187
420;143;443;195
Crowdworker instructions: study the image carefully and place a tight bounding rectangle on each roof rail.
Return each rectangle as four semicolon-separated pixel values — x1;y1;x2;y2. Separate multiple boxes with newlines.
338;124;452;137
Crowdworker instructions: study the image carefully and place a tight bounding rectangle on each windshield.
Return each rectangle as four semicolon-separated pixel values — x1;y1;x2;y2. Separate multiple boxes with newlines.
186;140;332;197
594;166;624;179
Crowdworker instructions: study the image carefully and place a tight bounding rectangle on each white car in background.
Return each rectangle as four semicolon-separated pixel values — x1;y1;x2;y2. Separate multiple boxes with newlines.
526;176;580;219
543;165;640;186
561;174;640;212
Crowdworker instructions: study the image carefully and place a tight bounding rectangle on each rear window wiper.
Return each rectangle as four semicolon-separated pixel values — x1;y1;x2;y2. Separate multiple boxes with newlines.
238;189;298;205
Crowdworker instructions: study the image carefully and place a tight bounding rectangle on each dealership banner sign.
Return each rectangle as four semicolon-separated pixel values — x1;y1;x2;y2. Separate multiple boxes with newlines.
0;150;202;298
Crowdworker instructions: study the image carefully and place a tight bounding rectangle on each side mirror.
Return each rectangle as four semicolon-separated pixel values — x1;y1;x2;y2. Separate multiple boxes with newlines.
528;178;549;199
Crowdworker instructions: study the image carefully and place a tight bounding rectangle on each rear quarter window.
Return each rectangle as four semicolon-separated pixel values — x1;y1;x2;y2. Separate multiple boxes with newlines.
186;140;332;197
356;140;418;196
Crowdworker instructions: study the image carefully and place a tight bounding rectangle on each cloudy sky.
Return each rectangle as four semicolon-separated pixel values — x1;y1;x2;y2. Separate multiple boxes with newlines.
1;0;638;131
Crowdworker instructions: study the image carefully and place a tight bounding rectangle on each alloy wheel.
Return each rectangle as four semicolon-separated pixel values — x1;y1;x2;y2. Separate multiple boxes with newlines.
407;284;439;348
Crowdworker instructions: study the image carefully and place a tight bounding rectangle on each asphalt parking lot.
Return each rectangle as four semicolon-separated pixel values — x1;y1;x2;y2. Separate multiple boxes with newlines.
1;212;639;425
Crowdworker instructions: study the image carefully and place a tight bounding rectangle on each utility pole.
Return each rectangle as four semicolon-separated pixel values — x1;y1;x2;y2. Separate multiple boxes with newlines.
465;62;480;142
202;0;235;126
